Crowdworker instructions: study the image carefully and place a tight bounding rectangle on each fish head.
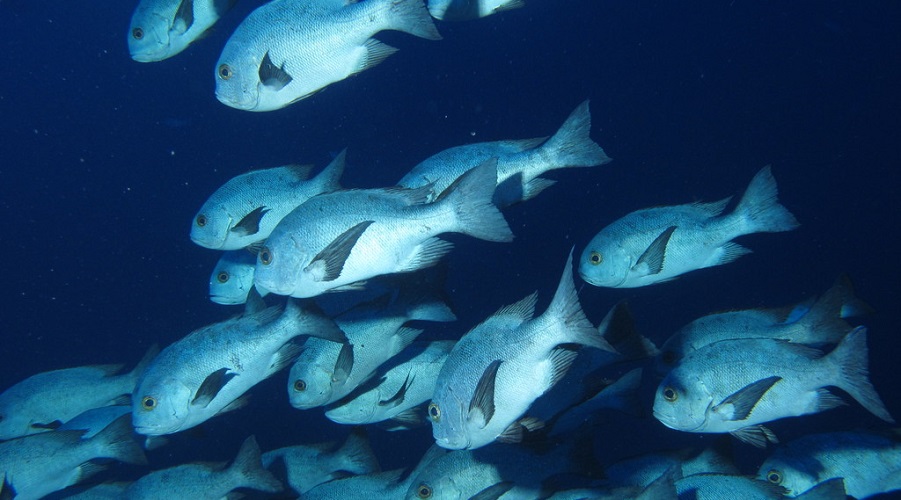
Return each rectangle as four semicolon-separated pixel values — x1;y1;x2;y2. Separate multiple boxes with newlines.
578;237;631;288
254;234;306;297
651;371;711;433
428;386;471;450
757;456;820;497
287;360;334;409
406;471;466;500
190;203;232;249
209;251;258;305
128;4;178;63
132;376;194;436
214;45;265;111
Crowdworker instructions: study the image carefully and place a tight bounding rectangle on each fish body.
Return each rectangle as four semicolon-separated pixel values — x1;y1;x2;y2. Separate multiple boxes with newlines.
652;327;894;447
123;436;281;499
0;416;146;500
427;0;524;21
191;152;345;250
133;300;343;435
304;468;409;500
325;340;455;425
429;252;614;450
758;430;901;498
215;0;440;112
209;250;270;305
398;100;610;207
579;166;799;288
57;405;133;439
255;159;512;298
128;0;237;62
0;346;156;440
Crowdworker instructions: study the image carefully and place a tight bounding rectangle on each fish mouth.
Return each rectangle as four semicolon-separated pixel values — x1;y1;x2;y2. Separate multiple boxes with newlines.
209;294;242;305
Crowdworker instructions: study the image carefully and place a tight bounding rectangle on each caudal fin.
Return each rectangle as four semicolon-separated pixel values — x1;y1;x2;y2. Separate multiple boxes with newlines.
829;326;895;422
440;158;514;242
538;100;612;173
230;435;283;493
733;165;800;234
386;0;442;40
332;427;381;475
313;148;346;193
92;414;148;466
547;250;616;353
794;275;869;344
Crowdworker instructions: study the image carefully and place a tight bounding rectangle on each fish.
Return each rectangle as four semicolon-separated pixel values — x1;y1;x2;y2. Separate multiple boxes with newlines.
122;435;282;498
656;275;870;372
578;165;799;288
652;326;894;447
254;158;513;298
428;251;616;450
427;0;525;21
61;481;131;499
288;291;456;410
208;250;270;305
304;468;410;499
262;428;381;495
128;0;238;62
214;0;441;112
397;100;611;207
191;151;345;250
758;430;901;498
676;473;847;499
0;345;157;441
132;299;344;436
325;340;455;426
0;415;146;500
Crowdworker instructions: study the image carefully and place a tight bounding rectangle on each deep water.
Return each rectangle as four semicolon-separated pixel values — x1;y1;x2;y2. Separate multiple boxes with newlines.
1;0;900;498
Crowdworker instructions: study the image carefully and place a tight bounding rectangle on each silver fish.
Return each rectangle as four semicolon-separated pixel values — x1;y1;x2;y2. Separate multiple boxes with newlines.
676;473;846;499
0;415;146;500
398;100;611;207
132;300;343;436
128;0;237;62
304;468;410;500
191;151;345;250
652;327;894;447
579;166;799;288
428;252;615;450
758;430;901;498
123;435;282;498
208;250;270;305
428;0;524;21
215;0;441;112
0;345;157;441
325;340;455;426
255;158;512;298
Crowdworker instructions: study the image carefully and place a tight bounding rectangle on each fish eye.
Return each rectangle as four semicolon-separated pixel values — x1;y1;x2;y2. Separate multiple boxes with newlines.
416;484;433;499
141;396;157;411
293;379;306;392
660;350;677;365
427;403;440;422
132;27;144;40
216;271;230;284
196;214;207;227
218;64;233;80
259;247;273;266
766;470;782;484
588;251;603;265
662;387;678;402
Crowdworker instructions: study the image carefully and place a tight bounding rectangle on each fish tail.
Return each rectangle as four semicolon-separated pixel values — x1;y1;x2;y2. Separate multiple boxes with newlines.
92;414;148;466
548;250;616;352
733;165;800;234
440;158;514;242
795;275;870;344
829;326;895;422
386;0;442;40
334;427;381;475
539;99;611;172
314;148;346;192
287;299;347;344
229;435;283;493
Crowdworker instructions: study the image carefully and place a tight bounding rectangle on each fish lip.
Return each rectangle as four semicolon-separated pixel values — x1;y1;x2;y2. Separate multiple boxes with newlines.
652;409;705;433
209;294;242;305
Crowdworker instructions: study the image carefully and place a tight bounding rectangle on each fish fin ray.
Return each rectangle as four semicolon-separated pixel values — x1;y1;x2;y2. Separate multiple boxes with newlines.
713;375;781;421
172;0;194;33
258;50;293;90
729;425;778;448
355;39;399;75
192;367;236;407
391;407;425;426
548;348;579;388
439;158;513;242
815;388;848;412
710;241;752;267
829;326;895;422
308;221;374;282
386;0;442;40
497;416;544;443
397;237;454;272
468;360;502;428
379;372;414;407
332;342;355;386
733;165;799;233
635;226;675;275
231;206;270;236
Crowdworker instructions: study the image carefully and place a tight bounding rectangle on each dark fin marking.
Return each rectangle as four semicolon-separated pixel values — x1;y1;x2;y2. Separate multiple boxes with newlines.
713;375;781;421
258;51;293;91
173;0;194;32
635;226;676;275
192;367;236;407
379;372;414;407
729;424;778;448
391;407;424;426
496;416;544;443
470;481;514;500
30;420;62;430
332;342;354;386
231;206;270;236
309;220;374;282
469;360;501;428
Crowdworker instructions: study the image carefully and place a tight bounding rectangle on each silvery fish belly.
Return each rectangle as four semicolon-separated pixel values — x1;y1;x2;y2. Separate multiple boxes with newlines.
652;326;894;447
214;0;441;112
325;340;455;426
758;430;901;498
191;152;345;250
579;166;799;288
427;0;525;21
397;100;611;207
428;252;615;450
254;159;512;299
209;250;271;305
0;346;156;441
305;469;410;499
657;276;867;373
128;0;237;62
0;416;146;500
132;300;343;436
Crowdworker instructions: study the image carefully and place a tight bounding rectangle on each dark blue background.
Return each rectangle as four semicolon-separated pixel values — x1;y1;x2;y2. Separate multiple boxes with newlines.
1;0;900;494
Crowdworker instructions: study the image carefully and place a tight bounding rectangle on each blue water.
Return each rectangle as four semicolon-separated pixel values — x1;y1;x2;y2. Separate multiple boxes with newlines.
1;0;900;496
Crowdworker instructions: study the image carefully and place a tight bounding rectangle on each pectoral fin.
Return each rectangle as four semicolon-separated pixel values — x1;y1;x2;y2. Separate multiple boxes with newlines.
231;206;269;237
634;226;676;275
30;420;62;430
332;342;354;386
713;375;781;421
468;360;501;428
258;51;293;91
192;367;236;407
172;0;194;33
729;424;778;448
378;372;415;407
307;221;374;282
